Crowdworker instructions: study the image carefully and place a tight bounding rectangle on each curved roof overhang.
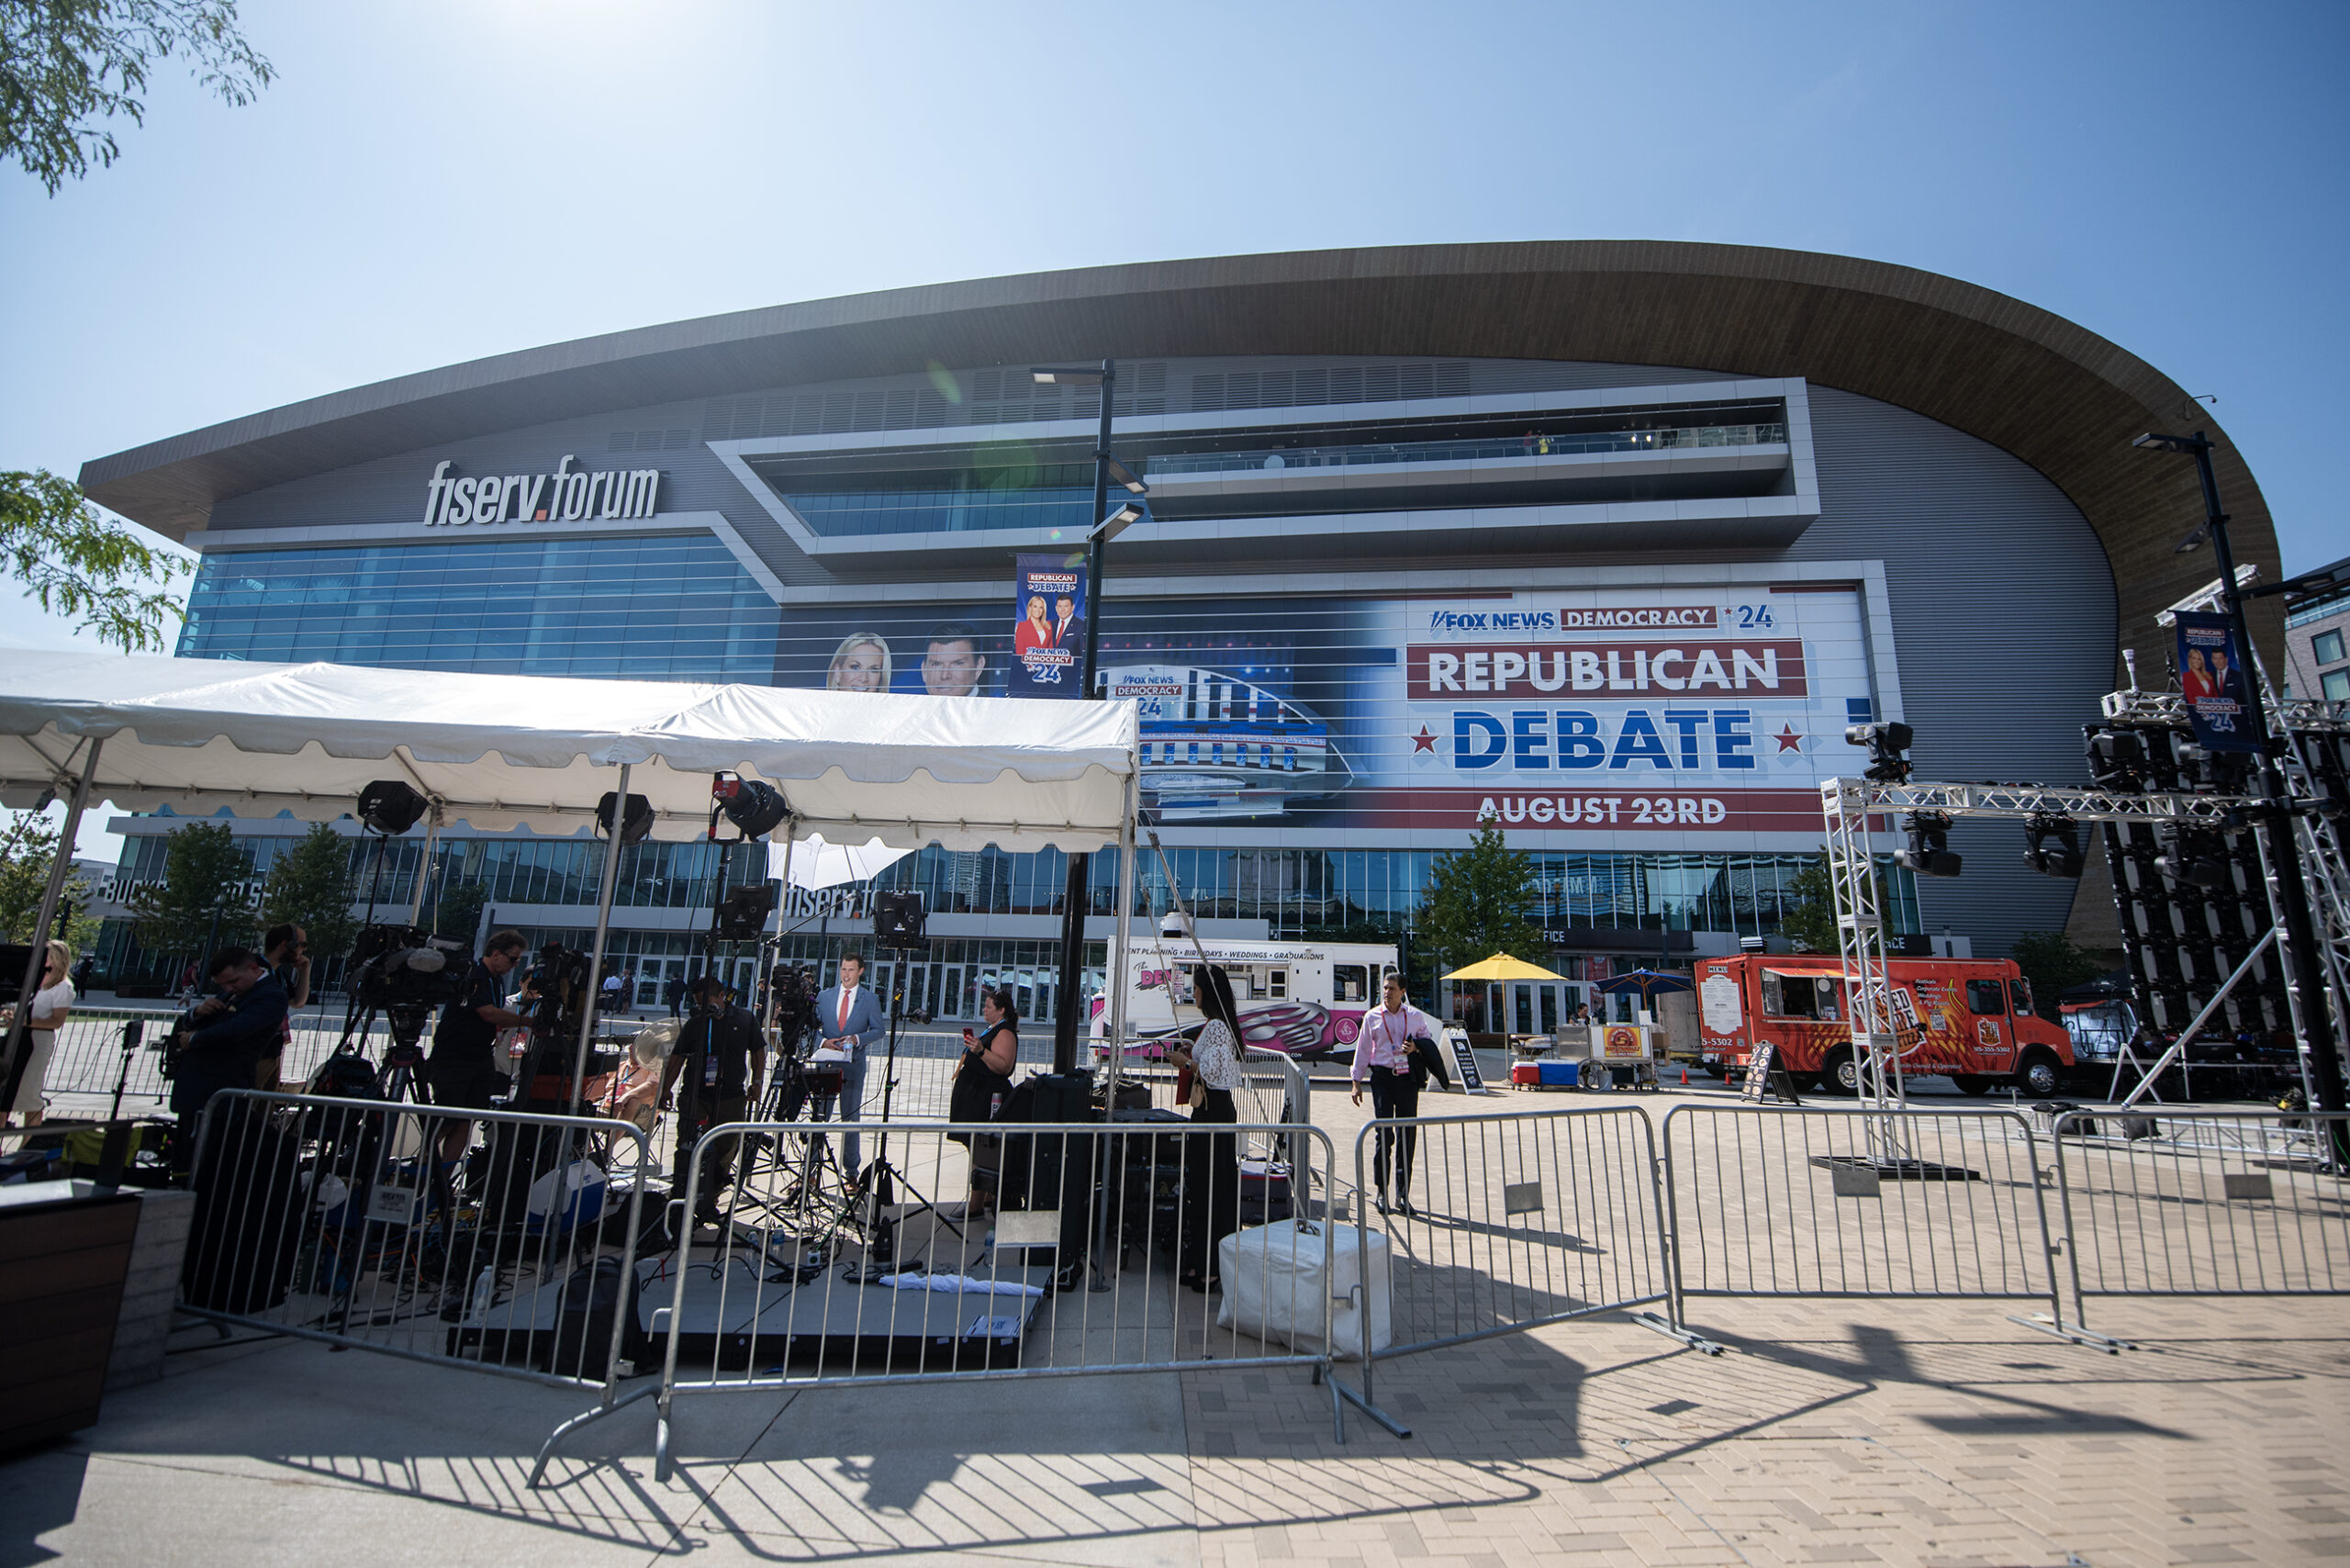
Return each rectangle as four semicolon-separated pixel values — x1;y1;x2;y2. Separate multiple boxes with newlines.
80;241;2277;675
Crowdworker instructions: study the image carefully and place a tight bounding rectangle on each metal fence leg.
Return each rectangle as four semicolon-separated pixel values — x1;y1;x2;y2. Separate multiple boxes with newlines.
528;1382;660;1488
2008;1111;2136;1353
1630;1106;1723;1354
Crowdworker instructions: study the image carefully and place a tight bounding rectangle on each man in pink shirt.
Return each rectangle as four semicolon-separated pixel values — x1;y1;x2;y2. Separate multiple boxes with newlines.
1351;973;1446;1215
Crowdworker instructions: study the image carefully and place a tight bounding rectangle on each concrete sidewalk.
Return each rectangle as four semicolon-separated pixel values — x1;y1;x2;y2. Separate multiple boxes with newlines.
8;1293;2346;1567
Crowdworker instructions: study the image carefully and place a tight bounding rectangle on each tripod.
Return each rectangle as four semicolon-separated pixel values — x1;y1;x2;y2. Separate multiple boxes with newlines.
843;963;959;1282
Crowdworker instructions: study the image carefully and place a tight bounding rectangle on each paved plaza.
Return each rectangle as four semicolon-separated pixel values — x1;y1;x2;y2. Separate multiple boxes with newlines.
6;1290;2345;1566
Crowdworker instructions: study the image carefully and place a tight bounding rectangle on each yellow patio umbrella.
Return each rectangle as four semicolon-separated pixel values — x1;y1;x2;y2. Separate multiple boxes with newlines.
1440;953;1567;983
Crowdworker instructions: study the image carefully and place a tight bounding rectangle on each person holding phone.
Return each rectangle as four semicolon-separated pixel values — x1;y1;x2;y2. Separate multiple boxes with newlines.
949;985;1020;1216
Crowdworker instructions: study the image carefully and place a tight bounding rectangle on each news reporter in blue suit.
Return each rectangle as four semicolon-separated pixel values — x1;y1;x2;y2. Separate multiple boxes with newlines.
816;952;888;1173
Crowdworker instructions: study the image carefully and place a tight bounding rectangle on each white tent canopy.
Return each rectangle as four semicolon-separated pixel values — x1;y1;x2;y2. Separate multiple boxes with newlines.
0;653;1138;852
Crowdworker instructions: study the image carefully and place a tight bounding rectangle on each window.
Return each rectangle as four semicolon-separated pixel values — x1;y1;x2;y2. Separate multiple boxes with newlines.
1762;971;1840;1020
2326;668;2350;701
2009;977;2035;1017
1333;964;1369;1003
2314;629;2345;666
1270;967;1288;999
1967;979;2007;1015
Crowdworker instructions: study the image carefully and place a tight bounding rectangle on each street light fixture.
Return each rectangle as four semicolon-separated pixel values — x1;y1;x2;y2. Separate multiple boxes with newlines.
2131;428;2348;1132
1031;360;1131;1072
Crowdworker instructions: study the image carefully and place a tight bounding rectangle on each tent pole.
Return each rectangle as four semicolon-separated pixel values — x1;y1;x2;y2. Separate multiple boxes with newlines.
569;760;631;1114
4;737;103;1120
405;805;443;927
765;823;796;1039
1105;775;1138;1110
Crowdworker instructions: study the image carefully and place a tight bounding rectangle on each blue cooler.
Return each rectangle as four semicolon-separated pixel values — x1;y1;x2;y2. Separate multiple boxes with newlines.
1538;1060;1579;1087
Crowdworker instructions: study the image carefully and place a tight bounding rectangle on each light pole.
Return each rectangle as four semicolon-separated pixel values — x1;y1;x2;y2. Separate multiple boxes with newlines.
1033;360;1148;1074
2135;430;2347;1126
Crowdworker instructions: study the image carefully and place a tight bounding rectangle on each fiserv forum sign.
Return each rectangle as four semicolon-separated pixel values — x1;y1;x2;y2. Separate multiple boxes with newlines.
420;457;661;527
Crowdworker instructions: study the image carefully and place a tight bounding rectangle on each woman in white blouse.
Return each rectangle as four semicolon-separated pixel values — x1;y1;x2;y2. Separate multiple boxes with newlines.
4;940;74;1128
1169;964;1246;1292
1172;964;1245;1123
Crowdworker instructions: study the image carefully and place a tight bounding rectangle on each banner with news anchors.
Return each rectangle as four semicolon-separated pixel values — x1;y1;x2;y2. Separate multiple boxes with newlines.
767;579;1892;837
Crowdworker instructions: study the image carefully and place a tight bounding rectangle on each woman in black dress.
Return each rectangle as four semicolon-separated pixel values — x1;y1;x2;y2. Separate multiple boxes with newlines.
1169;964;1246;1291
951;985;1019;1217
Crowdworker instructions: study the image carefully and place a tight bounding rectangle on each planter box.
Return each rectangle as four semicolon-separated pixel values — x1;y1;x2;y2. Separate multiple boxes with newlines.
0;1182;141;1454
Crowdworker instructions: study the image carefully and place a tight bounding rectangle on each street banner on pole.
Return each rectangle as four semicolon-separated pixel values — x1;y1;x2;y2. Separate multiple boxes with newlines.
1011;553;1088;699
2174;610;2261;753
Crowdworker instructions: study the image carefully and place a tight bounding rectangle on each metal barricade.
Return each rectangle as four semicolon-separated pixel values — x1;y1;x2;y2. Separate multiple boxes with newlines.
1660;1103;2068;1337
1336;1106;1691;1434
183;1090;658;1476
652;1116;1342;1480
2049;1107;2350;1333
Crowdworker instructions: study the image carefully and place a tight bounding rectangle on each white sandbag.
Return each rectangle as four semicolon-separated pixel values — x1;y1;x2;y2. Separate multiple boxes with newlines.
1215;1219;1392;1360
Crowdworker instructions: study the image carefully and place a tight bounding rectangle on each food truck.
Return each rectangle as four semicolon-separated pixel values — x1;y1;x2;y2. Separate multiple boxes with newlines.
1694;951;2076;1095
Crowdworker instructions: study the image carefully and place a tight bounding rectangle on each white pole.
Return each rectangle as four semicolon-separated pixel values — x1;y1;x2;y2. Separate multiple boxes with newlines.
2;737;103;1117
569;761;632;1113
1105;774;1139;1105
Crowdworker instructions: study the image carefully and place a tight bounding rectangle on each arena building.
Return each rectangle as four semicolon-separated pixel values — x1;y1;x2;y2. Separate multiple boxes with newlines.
77;242;2286;1028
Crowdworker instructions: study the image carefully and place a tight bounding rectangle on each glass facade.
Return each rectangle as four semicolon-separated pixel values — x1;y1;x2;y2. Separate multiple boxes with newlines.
178;535;778;680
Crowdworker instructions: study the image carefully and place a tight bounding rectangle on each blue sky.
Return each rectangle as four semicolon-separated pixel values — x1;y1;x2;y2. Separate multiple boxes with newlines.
4;0;2343;624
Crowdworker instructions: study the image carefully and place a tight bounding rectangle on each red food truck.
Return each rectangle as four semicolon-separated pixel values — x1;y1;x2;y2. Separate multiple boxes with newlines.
1693;952;2076;1096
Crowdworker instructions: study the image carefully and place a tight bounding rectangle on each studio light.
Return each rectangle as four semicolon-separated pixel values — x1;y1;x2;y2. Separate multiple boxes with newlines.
596;790;653;844
2086;729;2150;789
1844;721;1916;784
873;889;928;947
711;771;789;838
356;779;430;836
1895;810;1962;878
2023;812;2086;878
713;882;777;941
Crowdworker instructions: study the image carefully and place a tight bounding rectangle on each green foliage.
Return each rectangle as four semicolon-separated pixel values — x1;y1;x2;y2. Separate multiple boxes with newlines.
2;0;274;195
257;822;357;963
2009;930;2102;1019
1778;852;1839;954
129;819;252;959
1414;815;1544;977
1776;850;1897;956
432;878;488;948
1;470;188;651
0;811;99;956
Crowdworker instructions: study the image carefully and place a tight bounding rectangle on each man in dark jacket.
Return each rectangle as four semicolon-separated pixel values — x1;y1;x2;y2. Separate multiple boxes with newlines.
169;947;289;1170
662;977;767;1224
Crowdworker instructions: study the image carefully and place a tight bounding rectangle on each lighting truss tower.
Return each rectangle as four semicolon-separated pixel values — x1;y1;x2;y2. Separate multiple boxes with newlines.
1819;777;2339;1121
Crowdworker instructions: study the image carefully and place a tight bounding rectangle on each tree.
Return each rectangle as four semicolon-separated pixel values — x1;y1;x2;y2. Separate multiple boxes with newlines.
432;878;489;949
0;811;100;956
2009;930;2103;1020
2;0;275;195
2;469;188;651
129;819;252;968
257;822;357;968
1776;850;1897;955
1415;814;1544;982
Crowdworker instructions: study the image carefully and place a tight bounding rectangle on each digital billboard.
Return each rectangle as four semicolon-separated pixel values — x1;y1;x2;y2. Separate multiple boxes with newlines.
774;580;1886;839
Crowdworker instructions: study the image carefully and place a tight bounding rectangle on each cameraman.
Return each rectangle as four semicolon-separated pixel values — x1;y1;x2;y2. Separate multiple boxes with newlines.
421;929;528;1161
662;974;766;1225
169;947;289;1172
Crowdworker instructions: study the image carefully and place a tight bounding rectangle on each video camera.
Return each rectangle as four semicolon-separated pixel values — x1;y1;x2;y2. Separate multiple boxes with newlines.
346;923;471;1061
769;960;818;1040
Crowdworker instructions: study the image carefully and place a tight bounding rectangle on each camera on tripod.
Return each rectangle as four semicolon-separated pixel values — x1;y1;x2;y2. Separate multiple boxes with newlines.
349;924;470;1013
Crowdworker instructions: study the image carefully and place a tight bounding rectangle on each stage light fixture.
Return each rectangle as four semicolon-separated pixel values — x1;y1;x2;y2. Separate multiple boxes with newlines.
2154;825;2231;890
596;790;654;844
2087;729;2150;789
713;882;778;941
1895;810;1962;878
711;771;789;839
2023;812;2086;878
873;889;928;947
1844;721;1915;784
356;779;430;836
